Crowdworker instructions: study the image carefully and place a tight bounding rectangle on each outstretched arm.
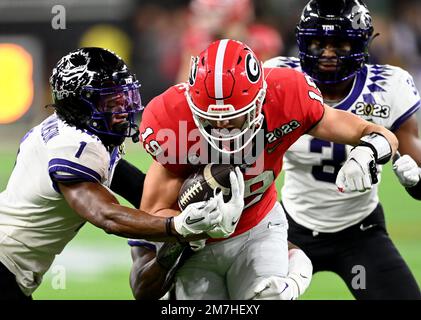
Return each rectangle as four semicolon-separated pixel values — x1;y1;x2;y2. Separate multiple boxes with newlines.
309;105;398;192
309;104;398;154
59;181;177;241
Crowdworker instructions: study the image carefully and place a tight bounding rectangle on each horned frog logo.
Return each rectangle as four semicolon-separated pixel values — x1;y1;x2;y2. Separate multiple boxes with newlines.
351;5;371;30
51;50;96;99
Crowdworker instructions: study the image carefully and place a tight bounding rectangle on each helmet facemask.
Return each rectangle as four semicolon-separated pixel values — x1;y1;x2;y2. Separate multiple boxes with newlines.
187;39;266;155
297;31;371;84
296;0;374;84
81;81;143;146
186;81;266;154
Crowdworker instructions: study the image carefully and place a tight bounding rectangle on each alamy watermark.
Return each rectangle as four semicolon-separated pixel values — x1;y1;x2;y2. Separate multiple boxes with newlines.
51;5;66;30
351;264;366;290
51;265;66;290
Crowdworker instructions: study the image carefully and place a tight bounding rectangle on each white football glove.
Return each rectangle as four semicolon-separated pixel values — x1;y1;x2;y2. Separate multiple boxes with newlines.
393;154;421;187
336;146;377;192
252;249;313;300
173;198;221;237
207;167;245;239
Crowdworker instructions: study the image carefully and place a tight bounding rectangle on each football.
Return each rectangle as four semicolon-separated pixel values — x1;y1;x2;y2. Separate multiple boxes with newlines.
177;163;234;210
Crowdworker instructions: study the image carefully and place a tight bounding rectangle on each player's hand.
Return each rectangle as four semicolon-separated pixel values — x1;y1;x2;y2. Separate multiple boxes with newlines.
336;146;377;192
173;198;221;237
393;154;420;187
252;276;300;300
207;167;245;238
252;248;312;300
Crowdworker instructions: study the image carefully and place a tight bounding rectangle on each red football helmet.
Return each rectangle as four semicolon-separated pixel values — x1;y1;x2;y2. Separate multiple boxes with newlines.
185;39;266;154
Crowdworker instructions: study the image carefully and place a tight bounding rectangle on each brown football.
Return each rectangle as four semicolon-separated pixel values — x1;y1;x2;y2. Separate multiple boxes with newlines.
177;163;234;210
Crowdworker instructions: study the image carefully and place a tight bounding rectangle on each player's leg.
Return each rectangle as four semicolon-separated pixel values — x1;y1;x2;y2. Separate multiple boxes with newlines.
227;202;289;300
0;262;31;300
333;205;421;300
283;201;331;274
174;246;229;300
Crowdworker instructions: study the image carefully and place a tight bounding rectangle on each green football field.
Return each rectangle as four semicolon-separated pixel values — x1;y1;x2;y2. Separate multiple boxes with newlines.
0;142;420;300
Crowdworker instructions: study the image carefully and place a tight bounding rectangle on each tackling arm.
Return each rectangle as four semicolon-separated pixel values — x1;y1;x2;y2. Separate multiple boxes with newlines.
59;181;178;241
309;104;398;154
130;246;169;300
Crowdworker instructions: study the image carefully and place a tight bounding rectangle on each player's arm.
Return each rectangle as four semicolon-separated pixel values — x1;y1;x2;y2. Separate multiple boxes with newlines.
59;181;177;241
140;160;184;218
110;158;146;209
130;245;169;300
393;115;421;199
129;239;191;300
59;177;218;241
308;105;399;192
309;104;398;154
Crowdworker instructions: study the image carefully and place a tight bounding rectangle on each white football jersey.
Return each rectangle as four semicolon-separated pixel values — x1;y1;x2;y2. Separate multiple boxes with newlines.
264;57;421;232
0;113;121;295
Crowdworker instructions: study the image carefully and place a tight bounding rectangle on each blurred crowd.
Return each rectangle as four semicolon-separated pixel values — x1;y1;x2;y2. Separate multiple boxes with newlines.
131;0;421;109
2;0;421;125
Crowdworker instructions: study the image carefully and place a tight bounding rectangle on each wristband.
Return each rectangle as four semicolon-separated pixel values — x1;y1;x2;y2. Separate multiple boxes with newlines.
359;132;392;164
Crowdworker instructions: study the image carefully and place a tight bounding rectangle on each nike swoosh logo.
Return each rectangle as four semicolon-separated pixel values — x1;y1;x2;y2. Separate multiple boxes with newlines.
185;216;205;225
267;140;283;154
360;223;377;231
299;273;308;279
231;218;239;226
280;282;289;294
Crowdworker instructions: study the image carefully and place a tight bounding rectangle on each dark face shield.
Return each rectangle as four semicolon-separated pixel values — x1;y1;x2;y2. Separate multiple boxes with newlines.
82;82;143;146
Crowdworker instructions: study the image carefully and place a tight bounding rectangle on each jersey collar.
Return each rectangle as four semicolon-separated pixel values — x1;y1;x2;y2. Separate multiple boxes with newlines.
332;66;368;111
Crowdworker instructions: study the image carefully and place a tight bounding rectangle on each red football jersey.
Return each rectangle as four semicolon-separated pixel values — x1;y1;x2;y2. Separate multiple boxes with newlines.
140;67;324;238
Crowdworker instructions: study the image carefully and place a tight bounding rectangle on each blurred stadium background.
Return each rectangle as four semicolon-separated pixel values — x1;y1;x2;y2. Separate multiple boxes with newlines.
0;0;420;299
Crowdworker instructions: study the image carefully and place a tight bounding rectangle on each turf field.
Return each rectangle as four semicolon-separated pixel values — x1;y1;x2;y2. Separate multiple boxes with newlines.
0;141;420;300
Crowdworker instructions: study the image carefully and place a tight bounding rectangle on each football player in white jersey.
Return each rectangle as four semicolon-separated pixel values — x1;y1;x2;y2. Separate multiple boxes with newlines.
0;48;227;300
264;0;421;299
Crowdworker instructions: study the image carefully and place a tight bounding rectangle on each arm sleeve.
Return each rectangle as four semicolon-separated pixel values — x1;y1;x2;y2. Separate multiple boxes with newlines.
110;159;145;209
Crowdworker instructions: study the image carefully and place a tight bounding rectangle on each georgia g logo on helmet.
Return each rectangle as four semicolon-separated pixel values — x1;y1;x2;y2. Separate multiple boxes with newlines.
245;53;261;84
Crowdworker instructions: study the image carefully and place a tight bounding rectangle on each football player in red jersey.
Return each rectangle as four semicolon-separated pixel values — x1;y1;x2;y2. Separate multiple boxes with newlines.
138;39;398;299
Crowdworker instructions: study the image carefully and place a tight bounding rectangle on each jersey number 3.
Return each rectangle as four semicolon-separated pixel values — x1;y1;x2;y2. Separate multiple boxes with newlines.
310;138;346;183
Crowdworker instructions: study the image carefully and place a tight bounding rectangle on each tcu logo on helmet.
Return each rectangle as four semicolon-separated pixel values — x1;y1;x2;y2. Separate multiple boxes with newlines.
245;53;261;84
50;50;97;99
351;5;371;30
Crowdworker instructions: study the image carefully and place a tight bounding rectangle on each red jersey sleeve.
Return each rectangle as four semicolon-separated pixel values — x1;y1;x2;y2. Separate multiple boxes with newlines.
294;71;325;134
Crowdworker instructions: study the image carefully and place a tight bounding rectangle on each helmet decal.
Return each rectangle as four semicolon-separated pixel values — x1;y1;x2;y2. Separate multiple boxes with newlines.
245;53;261;83
51;50;97;100
189;56;199;86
